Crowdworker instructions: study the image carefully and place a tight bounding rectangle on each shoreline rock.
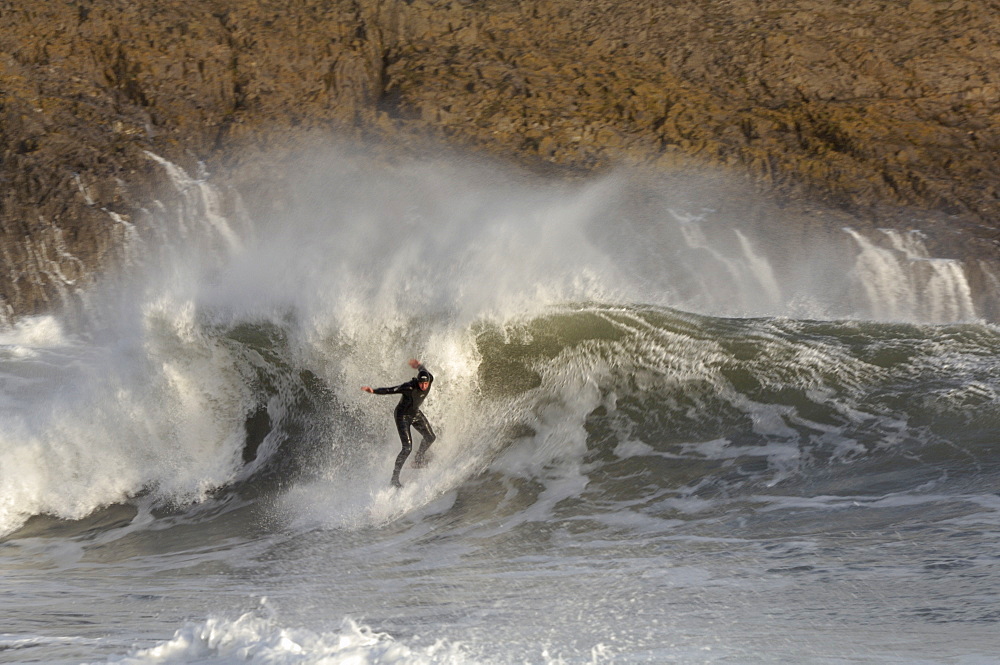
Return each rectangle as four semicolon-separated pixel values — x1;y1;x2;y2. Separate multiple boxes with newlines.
1;0;998;321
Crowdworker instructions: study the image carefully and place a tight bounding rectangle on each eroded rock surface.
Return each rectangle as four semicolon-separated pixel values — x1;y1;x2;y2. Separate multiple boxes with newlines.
2;0;998;320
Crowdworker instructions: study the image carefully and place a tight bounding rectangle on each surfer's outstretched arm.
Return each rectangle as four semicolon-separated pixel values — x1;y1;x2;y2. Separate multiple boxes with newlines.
362;384;406;395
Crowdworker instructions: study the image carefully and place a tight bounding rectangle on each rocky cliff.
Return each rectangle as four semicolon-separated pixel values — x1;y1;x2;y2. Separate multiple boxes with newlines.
2;0;998;321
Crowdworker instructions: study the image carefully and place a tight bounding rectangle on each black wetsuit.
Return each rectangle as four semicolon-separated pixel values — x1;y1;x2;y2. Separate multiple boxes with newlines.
373;366;436;486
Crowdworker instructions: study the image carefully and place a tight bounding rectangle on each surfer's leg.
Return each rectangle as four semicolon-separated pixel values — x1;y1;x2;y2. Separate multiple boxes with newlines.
391;414;413;488
412;411;436;467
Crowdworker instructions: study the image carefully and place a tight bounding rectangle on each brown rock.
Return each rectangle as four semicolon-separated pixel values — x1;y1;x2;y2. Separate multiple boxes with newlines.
1;0;999;321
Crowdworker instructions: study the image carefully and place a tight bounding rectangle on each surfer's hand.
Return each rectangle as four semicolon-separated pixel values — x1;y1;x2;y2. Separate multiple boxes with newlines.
362;386;374;393
408;358;421;369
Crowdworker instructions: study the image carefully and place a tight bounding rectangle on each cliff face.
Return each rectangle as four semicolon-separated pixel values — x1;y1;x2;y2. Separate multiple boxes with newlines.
2;0;999;320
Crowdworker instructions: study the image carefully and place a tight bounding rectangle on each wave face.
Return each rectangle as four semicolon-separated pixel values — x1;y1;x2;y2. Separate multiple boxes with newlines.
2;149;1000;664
1;149;994;535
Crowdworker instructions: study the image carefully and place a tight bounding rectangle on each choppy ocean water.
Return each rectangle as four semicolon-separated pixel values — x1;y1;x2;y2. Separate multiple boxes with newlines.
2;149;999;664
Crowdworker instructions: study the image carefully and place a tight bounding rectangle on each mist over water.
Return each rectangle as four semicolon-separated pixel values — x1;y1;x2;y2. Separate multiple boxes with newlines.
3;146;1000;664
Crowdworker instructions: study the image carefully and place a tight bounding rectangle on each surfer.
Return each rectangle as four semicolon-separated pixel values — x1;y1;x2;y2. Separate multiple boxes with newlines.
362;358;436;489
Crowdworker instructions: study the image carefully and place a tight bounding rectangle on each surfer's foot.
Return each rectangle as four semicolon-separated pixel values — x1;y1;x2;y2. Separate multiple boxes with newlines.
412;452;431;468
391;477;403;489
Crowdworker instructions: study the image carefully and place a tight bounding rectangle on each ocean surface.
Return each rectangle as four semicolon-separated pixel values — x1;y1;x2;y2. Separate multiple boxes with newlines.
2;148;999;664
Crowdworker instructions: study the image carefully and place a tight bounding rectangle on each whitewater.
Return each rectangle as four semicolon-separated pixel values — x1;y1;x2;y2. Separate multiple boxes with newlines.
2;146;999;664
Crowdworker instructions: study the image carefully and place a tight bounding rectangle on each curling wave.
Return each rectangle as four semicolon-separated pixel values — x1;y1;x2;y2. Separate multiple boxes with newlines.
2;149;998;539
